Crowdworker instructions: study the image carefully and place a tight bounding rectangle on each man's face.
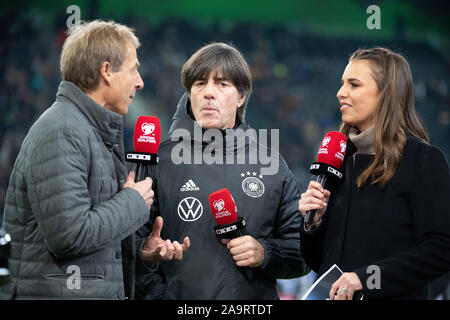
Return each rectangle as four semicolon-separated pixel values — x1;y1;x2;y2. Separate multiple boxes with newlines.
189;72;245;129
104;40;144;115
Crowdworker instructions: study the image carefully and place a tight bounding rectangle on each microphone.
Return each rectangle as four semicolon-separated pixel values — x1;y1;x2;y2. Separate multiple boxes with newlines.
209;188;252;280
305;131;347;225
126;116;161;182
209;188;247;239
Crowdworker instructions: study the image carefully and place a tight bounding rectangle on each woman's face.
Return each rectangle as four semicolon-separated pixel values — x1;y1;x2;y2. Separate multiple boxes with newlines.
337;59;381;132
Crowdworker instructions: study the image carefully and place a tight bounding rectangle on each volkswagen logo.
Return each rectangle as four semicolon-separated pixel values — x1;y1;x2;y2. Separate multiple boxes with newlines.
177;197;203;222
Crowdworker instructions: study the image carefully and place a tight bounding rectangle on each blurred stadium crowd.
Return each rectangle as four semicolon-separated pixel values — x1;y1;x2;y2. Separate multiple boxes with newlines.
0;11;449;299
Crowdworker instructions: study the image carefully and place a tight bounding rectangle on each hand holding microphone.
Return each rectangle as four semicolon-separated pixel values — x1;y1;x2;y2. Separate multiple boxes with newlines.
124;116;161;208
209;189;263;273
222;236;264;268
299;181;331;227
123;172;154;209
299;132;347;228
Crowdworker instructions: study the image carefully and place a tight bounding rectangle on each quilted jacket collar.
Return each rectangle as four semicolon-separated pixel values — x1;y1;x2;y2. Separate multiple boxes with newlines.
55;81;124;145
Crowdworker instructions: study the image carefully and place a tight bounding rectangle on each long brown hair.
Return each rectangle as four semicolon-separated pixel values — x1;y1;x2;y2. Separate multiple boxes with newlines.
340;47;429;188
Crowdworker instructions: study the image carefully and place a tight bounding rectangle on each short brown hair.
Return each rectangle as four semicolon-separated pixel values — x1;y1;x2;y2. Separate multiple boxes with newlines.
181;42;252;124
60;20;140;92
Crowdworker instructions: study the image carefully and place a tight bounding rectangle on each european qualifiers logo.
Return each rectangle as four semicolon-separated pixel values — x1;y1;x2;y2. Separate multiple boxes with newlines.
241;171;265;198
177;197;203;222
321;136;331;148
137;122;157;144
340;140;346;153
318;135;346;162
142;122;155;135
213;199;225;212
336;140;347;161
212;199;234;220
318;136;331;155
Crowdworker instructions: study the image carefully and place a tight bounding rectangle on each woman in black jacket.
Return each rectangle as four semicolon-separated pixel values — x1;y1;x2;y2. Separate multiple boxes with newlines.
299;47;450;300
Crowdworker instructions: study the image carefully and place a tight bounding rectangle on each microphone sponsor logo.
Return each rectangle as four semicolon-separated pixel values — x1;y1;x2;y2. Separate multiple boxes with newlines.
241;171;265;198
213;199;225;212
321;136;331;147
212;199;234;219
319;136;333;155
334;140;346;161
327;166;343;179
137;122;157;144
142;122;155;135
340;140;347;153
126;153;152;161
216;225;238;235
177;197;203;222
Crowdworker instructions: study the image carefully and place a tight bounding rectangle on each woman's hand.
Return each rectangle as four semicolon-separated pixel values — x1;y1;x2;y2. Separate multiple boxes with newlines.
329;272;363;300
298;180;330;227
